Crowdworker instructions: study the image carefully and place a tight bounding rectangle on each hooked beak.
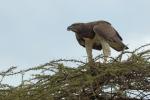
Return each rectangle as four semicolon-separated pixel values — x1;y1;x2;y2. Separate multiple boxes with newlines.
67;26;72;31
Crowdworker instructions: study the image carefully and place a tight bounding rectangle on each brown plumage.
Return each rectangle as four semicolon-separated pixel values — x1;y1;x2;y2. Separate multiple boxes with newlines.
67;20;128;64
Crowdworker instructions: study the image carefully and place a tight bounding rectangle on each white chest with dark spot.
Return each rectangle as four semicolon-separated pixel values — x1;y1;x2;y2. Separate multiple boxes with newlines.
83;33;105;46
83;33;111;57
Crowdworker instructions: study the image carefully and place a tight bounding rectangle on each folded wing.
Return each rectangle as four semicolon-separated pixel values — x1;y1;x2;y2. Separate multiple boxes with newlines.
93;23;128;51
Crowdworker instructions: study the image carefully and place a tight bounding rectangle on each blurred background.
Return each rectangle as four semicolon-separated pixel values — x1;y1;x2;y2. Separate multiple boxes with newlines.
0;0;150;70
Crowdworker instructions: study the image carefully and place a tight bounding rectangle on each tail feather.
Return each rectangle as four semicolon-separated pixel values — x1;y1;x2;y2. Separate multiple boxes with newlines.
108;41;128;51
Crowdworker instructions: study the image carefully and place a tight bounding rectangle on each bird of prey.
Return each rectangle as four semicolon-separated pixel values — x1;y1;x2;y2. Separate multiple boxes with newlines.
67;20;128;65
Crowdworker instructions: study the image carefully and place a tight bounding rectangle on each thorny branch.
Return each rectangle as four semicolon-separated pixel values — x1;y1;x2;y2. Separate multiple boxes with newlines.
0;44;149;100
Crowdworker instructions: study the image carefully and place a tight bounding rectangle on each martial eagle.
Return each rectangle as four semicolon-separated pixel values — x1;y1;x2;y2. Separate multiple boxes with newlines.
67;20;128;65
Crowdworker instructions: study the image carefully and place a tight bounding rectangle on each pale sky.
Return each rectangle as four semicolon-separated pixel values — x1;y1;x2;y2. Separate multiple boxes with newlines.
0;0;150;70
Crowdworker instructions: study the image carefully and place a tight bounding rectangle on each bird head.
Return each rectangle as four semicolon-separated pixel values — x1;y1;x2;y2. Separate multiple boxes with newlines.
67;23;84;33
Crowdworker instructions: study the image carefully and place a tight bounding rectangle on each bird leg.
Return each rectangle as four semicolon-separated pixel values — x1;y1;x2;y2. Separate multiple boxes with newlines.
101;40;111;63
84;38;94;66
84;38;99;76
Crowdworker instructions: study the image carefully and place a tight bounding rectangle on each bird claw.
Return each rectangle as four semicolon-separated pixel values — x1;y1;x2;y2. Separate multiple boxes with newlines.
90;67;98;76
87;61;99;76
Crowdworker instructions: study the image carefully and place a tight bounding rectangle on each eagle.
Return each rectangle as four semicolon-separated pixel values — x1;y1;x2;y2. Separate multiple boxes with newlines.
67;20;128;65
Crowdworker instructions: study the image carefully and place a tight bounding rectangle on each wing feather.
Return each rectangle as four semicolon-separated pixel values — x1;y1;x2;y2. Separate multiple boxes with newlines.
75;33;102;50
93;23;128;51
